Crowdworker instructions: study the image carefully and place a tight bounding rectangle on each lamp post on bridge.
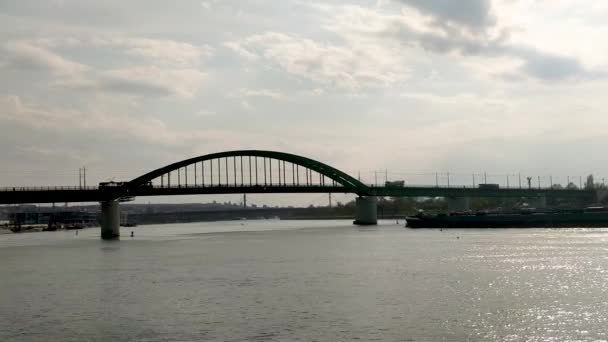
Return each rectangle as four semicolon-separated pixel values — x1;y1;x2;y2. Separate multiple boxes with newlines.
519;173;522;189
78;167;86;189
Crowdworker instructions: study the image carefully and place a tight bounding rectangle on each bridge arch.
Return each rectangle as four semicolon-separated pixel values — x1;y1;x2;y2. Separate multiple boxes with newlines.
126;150;371;196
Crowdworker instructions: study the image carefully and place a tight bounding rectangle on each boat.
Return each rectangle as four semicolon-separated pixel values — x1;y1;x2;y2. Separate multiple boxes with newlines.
406;207;608;228
43;223;57;231
43;222;63;231
65;223;84;230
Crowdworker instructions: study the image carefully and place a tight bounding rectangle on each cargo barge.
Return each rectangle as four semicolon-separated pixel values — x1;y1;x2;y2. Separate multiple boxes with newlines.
406;207;608;228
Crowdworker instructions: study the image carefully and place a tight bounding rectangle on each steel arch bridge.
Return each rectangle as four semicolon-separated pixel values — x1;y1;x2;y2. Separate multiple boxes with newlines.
124;150;373;198
0;149;595;204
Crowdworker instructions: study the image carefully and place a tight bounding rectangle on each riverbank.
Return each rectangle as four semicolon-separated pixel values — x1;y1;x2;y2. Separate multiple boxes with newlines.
0;224;47;233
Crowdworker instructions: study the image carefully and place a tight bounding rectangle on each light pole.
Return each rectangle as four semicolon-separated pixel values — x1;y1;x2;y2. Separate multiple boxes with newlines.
519;173;522;189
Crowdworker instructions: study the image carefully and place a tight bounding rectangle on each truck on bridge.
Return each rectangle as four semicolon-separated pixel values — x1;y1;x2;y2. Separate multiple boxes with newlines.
478;183;500;190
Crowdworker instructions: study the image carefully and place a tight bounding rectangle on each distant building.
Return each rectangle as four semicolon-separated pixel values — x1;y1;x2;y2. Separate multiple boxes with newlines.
9;211;98;226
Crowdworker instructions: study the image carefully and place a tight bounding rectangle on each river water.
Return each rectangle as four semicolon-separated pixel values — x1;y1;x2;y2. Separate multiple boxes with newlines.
2;220;608;341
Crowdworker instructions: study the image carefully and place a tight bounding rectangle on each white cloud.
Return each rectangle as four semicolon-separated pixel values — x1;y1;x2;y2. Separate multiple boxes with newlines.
0;95;201;146
200;0;218;10
3;41;88;76
96;66;205;98
321;4;603;82
3;38;208;98
54;66;206;99
224;41;259;61
235;88;283;99
33;36;213;68
228;31;410;89
493;0;608;69
91;37;213;67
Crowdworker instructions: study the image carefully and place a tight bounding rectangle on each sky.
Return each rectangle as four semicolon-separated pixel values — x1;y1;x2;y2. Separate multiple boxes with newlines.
1;0;608;205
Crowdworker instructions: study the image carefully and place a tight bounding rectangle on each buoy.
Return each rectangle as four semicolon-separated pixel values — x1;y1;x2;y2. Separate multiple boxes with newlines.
130;231;134;237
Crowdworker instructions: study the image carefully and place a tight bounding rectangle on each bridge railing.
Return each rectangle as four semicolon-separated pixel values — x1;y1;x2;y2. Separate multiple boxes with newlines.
147;183;347;188
0;186;100;192
0;183;350;193
148;183;586;191
0;184;590;192
366;184;588;191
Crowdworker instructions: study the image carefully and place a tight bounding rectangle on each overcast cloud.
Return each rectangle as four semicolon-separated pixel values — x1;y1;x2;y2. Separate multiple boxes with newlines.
1;0;608;205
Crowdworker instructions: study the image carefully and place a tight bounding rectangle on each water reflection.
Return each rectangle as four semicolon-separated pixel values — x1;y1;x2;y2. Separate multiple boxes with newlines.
1;221;608;341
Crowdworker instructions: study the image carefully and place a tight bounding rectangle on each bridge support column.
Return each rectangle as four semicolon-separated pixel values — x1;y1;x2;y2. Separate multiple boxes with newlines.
529;195;547;209
354;196;377;225
447;197;471;213
101;200;120;239
596;189;608;204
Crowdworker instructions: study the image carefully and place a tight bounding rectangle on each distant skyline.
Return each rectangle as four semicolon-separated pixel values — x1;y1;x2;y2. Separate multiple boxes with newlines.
2;1;608;205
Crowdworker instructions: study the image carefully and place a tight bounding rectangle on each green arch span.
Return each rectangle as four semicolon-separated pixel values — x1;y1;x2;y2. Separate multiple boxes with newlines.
127;150;371;195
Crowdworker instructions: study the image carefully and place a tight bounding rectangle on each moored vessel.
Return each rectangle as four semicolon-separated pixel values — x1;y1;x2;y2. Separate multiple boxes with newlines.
406;207;608;228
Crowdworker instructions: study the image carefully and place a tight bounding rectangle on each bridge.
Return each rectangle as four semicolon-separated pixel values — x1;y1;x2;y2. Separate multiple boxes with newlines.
0;150;596;239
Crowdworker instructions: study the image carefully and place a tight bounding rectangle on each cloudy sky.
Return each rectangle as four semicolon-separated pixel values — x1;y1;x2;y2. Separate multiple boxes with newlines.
1;0;608;204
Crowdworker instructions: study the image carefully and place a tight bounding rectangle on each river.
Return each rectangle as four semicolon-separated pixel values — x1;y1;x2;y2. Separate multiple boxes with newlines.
1;220;608;341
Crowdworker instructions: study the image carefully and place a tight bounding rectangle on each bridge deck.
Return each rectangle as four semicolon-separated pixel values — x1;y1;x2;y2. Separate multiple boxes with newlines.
0;185;596;204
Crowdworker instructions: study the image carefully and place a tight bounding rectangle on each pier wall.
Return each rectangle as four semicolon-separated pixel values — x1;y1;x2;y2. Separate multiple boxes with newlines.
101;200;120;239
354;197;378;225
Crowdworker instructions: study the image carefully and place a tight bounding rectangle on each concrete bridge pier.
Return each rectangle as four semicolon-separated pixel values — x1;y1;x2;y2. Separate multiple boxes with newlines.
596;189;608;204
101;200;120;239
529;195;547;209
354;196;377;225
447;197;471;213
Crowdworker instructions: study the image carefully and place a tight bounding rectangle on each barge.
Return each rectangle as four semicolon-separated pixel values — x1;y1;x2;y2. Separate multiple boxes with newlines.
406;207;608;228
